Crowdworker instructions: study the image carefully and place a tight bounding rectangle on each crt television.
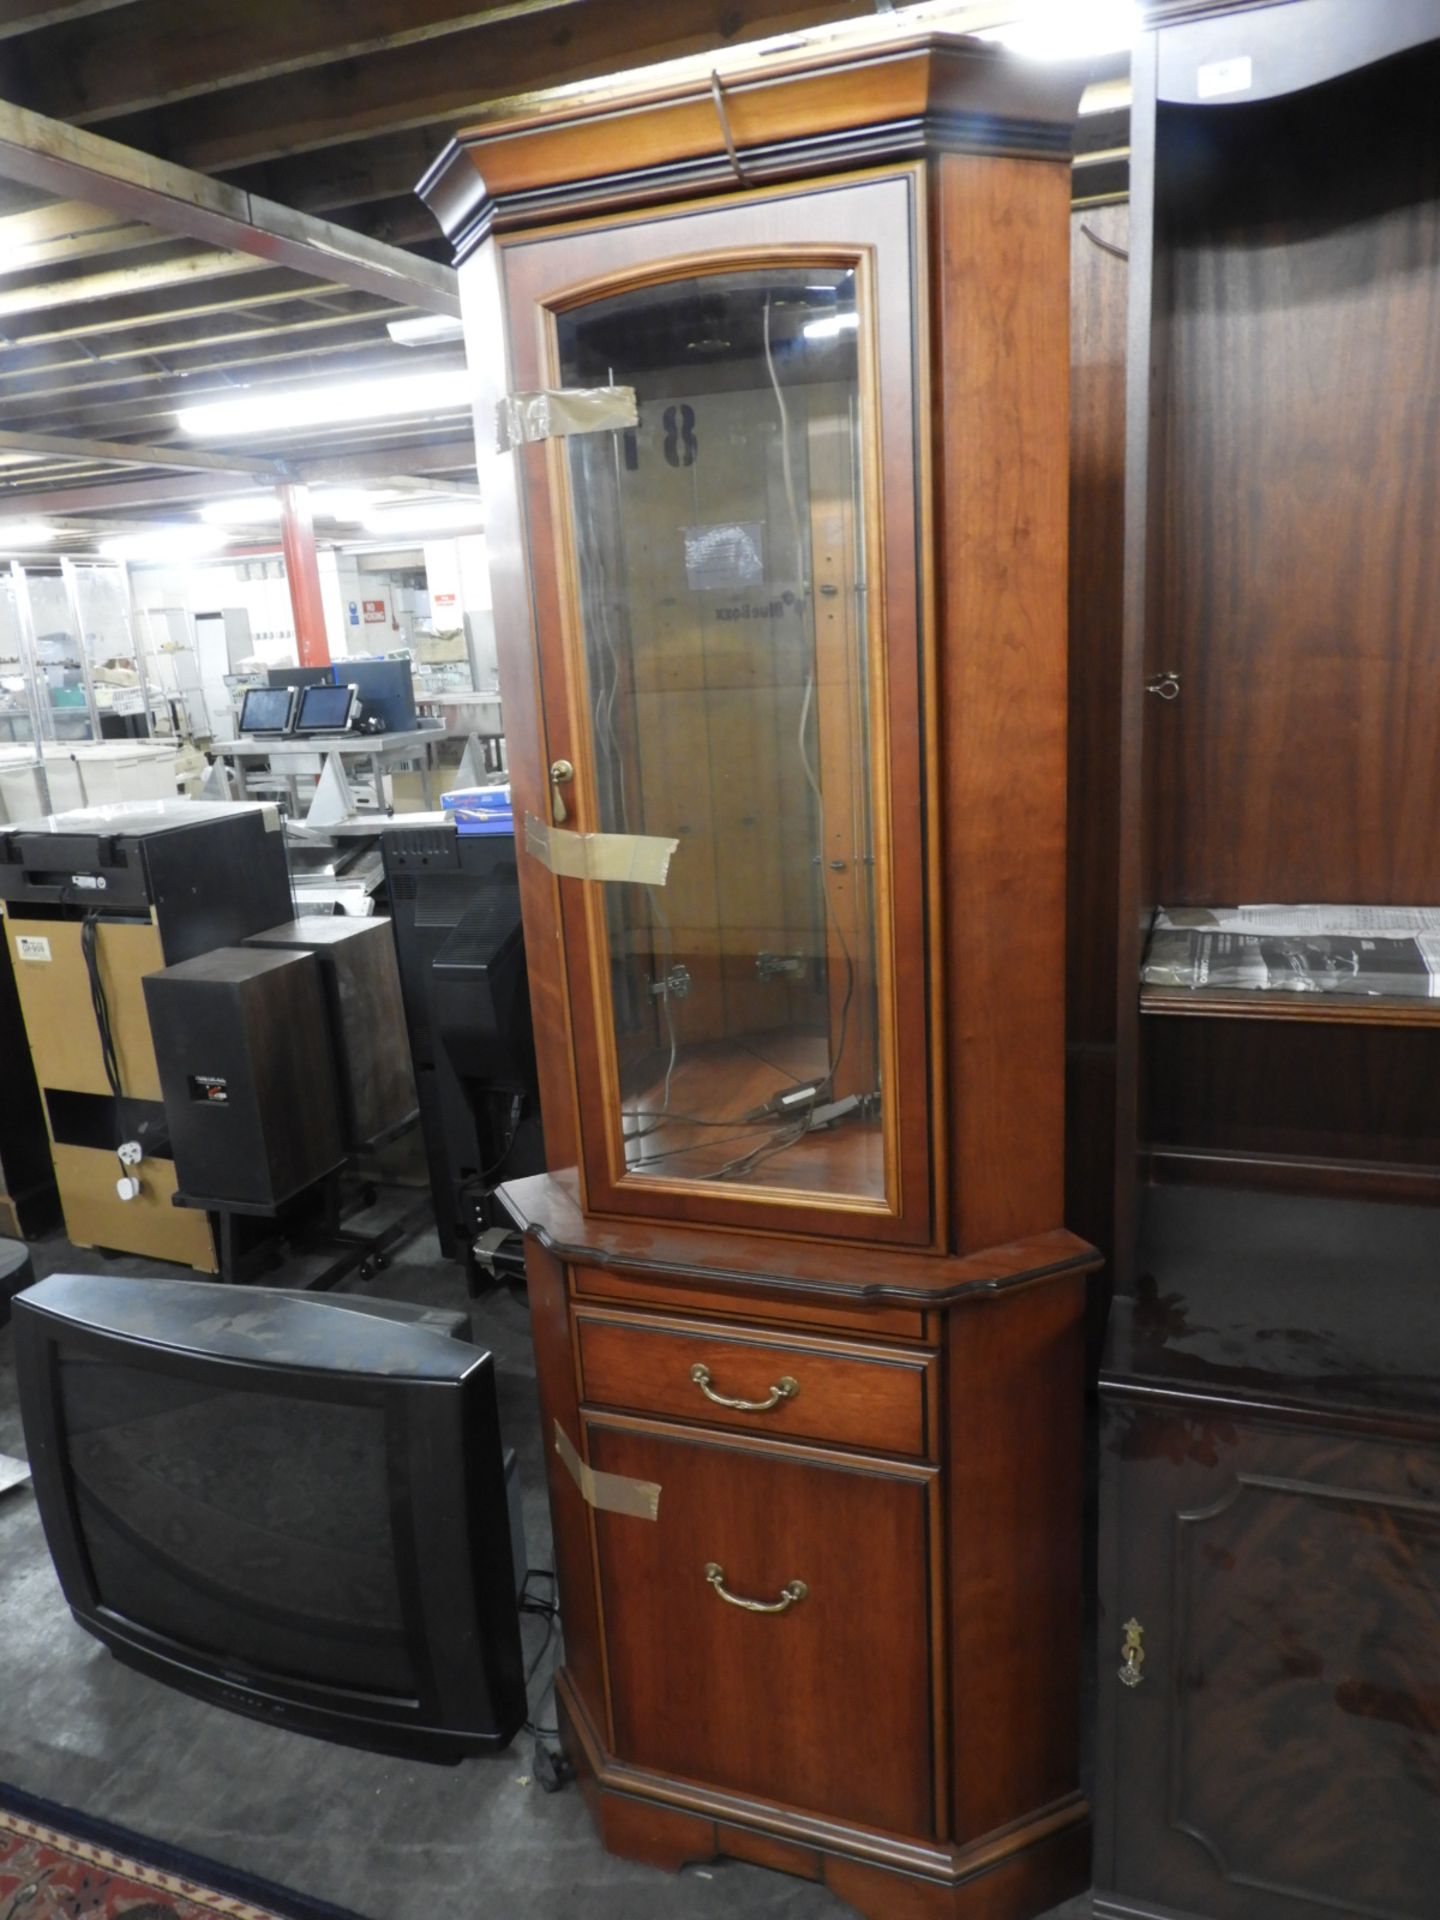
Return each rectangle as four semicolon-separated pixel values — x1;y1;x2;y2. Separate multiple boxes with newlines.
14;1272;526;1760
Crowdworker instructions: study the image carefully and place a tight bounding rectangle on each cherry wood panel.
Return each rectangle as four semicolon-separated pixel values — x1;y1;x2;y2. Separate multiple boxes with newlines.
498;170;934;1248
587;1414;938;1837
557;1661;1089;1920
930;150;1072;1256
455;237;581;1179
422;28;1081;251
500;1169;1099;1307
575;1307;935;1457
1141;986;1440;1029
569;1263;930;1343
827;1820;1090;1920
1145;1018;1440;1181
1066;200;1131;1285
946;1268;1087;1842
1150;40;1440;907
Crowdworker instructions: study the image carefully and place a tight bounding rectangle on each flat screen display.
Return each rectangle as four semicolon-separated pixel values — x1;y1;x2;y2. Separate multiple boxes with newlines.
295;684;355;733
58;1349;416;1697
239;686;293;735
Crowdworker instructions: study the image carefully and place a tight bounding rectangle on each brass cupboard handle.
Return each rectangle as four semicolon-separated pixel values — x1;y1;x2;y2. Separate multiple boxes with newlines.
689;1361;798;1413
1119;1617;1146;1688
705;1562;808;1614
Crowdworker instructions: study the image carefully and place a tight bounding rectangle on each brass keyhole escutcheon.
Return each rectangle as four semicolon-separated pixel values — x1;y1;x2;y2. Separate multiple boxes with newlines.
549;757;574;824
1119;1617;1146;1688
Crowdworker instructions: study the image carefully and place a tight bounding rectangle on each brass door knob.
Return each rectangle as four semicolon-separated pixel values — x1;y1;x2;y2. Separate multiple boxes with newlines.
549;757;574;823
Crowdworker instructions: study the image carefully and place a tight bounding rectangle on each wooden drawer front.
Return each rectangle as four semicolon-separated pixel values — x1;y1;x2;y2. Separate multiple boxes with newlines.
576;1309;934;1458
588;1418;937;1837
571;1263;930;1343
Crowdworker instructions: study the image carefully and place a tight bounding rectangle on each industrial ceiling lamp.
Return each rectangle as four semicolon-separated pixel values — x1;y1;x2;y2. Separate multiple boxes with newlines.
979;0;1138;58
177;368;471;438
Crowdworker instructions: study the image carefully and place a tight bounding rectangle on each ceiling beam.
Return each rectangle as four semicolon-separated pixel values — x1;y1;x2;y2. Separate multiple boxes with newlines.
0;320;419;411
93;0;883;173
0;0;136;40
16;0;587;124
7;272;349;345
0;439;479;517
0;246;266;317
0;300;401;384
0;424;283;474
0;96;459;313
0;215;161;271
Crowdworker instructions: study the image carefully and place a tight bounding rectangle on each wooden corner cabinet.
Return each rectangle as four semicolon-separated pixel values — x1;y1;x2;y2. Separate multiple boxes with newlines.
1095;4;1440;1917
422;26;1094;1917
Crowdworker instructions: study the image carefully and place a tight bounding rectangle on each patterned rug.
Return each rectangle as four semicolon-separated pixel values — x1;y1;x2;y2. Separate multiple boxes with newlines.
0;1784;371;1920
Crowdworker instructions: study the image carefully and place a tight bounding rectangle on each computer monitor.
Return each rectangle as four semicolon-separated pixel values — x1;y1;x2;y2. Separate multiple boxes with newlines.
239;685;296;737
294;682;359;736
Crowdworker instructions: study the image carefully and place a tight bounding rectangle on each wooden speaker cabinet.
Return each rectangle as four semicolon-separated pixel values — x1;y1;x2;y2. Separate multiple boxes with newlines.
423;25;1095;1917
1095;4;1440;1916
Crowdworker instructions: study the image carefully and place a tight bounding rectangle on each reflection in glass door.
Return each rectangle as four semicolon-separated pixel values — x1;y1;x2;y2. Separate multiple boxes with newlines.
555;265;887;1208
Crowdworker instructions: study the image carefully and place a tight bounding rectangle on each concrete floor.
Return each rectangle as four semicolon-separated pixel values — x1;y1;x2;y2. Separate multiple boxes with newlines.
0;1226;1092;1920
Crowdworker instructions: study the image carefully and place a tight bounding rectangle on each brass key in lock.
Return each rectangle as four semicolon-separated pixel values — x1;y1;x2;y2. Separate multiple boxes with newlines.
549;758;574;823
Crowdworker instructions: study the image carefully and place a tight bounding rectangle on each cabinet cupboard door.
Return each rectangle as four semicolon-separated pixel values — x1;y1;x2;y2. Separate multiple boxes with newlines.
587;1418;937;1836
1101;1400;1440;1920
500;171;932;1246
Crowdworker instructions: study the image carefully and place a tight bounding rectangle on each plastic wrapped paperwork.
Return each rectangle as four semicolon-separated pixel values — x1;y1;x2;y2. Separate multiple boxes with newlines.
1141;906;1440;1000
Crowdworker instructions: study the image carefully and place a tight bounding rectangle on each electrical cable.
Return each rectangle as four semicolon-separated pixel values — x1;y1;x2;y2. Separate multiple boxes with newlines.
520;1577;561;1739
81;912;134;1167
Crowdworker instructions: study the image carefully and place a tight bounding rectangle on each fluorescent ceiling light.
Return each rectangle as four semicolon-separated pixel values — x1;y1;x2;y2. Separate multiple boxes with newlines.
979;1;1137;58
802;312;859;341
200;488;379;525
362;498;484;536
387;314;466;347
99;525;230;563
0;522;56;546
178;368;471;438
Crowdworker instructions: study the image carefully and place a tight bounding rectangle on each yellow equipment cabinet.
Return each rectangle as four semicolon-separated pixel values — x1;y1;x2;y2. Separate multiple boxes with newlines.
0;801;292;1270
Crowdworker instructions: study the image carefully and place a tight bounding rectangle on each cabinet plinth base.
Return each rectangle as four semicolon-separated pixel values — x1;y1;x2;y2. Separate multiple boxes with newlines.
557;1678;1089;1920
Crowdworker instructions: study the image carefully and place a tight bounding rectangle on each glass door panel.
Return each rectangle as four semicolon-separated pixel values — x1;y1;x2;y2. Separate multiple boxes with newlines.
554;265;887;1209
19;567;94;742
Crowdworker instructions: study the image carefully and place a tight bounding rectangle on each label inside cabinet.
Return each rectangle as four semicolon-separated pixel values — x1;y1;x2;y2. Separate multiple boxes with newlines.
1197;54;1253;98
15;935;51;962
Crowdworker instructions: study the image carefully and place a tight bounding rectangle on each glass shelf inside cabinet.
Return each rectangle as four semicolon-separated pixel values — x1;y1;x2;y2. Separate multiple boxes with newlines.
556;267;889;1207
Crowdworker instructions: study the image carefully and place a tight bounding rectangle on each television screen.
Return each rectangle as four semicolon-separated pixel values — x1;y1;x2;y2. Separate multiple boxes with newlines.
295;683;356;733
239;686;294;735
59;1352;415;1696
15;1273;526;1759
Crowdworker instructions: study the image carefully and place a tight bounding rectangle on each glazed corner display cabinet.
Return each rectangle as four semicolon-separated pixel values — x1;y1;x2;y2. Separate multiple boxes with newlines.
422;27;1092;1920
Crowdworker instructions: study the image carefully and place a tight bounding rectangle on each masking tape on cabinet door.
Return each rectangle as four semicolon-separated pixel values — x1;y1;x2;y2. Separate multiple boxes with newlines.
524;812;677;886
496;385;638;452
554;1421;660;1521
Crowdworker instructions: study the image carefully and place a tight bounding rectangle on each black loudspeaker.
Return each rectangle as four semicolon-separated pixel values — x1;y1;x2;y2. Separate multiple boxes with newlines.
243;917;417;1153
143;947;345;1211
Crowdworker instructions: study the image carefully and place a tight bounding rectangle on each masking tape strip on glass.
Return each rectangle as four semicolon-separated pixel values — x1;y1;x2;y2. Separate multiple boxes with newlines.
524;811;677;886
495;386;639;453
554;1421;660;1521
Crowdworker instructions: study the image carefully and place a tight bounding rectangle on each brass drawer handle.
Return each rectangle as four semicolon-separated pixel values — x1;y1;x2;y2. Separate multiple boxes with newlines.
705;1562;808;1614
1119;1617;1146;1688
689;1361;798;1413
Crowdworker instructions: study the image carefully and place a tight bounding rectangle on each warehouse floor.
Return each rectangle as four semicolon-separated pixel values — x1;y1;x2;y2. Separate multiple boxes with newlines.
0;1226;1091;1920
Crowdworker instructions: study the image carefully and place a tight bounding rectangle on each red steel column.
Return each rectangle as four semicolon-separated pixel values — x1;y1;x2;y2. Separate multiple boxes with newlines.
279;481;331;667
